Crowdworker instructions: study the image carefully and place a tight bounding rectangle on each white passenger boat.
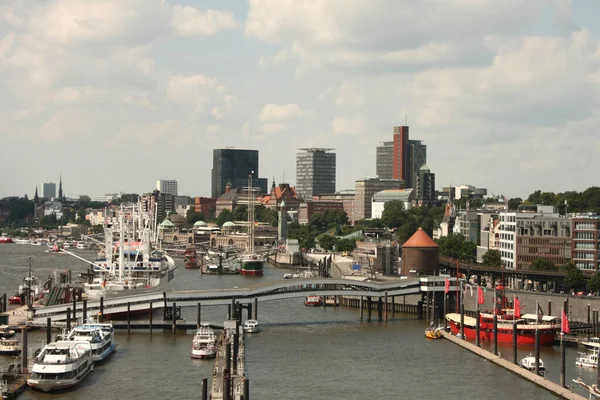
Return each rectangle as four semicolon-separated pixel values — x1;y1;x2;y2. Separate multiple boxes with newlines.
576;350;599;368
583;337;600;351
191;324;217;359
243;320;259;333
0;338;21;356
519;354;545;377
27;341;94;392
63;322;116;362
76;242;92;250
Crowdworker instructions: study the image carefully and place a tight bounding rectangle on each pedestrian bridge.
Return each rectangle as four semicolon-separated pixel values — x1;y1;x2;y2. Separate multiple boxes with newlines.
31;277;454;323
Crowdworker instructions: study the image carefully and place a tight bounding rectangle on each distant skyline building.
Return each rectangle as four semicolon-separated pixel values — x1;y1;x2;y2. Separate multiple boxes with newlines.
41;182;56;199
212;148;268;199
376;141;394;179
415;165;436;206
156;179;178;196
296;148;336;200
391;126;427;189
354;178;404;222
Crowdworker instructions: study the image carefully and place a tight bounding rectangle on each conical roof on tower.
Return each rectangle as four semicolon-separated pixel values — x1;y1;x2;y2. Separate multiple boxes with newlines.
402;227;438;248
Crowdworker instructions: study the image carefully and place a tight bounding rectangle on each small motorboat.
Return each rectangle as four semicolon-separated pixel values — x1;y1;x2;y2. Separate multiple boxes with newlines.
283;273;292;279
519;354;545;377
8;294;21;304
425;323;443;339
0;326;16;339
243;320;259;334
304;296;322;307
0;339;21;356
576;350;599;368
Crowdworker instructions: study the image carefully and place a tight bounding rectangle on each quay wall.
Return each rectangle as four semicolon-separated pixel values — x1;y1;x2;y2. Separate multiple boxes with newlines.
463;289;600;322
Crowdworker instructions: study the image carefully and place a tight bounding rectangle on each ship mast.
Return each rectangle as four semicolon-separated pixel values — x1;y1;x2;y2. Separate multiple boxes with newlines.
118;206;125;280
248;171;254;255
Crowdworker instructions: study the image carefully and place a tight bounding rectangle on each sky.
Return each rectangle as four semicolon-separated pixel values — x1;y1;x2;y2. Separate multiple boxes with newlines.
1;0;599;200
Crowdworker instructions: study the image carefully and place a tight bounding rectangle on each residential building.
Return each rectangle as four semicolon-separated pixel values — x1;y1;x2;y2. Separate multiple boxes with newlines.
414;165;435;206
311;192;355;224
571;216;600;272
156;180;178;196
211;149;268;199
371;189;414;219
354;178;404;222
296;148;336;200
375;141;394;179
476;213;500;262
433;202;456;240
298;201;346;225
261;182;299;211
41;182;56;199
453;210;479;244
194;197;217;219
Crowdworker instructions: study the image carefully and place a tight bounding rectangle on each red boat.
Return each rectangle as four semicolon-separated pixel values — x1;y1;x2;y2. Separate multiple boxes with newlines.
8;295;21;305
304;296;322;307
0;236;13;244
445;285;560;346
184;247;200;269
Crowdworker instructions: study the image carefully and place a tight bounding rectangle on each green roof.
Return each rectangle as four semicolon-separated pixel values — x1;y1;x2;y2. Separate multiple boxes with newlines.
159;219;175;228
193;220;207;227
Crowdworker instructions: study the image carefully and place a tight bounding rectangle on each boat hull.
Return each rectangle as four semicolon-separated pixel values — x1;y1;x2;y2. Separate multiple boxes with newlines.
0;349;21;356
240;260;264;276
28;364;93;392
191;351;216;359
448;320;556;345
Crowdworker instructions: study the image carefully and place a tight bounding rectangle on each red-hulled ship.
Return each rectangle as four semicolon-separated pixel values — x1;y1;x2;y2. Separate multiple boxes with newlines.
184;247;200;269
0;236;14;244
445;285;560;346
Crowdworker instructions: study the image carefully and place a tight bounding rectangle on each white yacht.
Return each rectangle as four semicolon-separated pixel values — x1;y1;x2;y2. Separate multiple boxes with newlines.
0;338;21;356
243;320;259;333
576;350;599;368
519;354;546;377
63;322;116;362
191;324;217;359
27;341;94;392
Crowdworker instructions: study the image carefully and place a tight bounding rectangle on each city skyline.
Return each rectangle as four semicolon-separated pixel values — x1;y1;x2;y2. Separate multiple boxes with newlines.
1;1;599;199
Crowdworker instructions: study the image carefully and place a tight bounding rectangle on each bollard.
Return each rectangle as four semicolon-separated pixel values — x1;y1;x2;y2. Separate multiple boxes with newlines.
66;307;72;331
149;302;153;334
46;317;52;344
172;302;177;334
83;299;87;322
244;378;250;400
202;378;208;400
127;302;131;335
197;303;202;328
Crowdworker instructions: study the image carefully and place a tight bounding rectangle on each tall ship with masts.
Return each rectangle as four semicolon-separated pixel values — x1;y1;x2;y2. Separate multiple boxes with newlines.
240;172;265;276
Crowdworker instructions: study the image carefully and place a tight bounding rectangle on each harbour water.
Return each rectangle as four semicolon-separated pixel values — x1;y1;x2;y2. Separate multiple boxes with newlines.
0;245;594;399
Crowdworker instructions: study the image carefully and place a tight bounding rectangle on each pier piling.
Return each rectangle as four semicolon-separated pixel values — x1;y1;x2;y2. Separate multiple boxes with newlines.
359;297;363;320
560;334;566;387
172;302;177;334
587;304;591;340
46;317;52;344
384;292;388;322
149;302;153;334
224;377;231;400
202;378;208;400
197;303;201;328
367;297;372;322
233;320;239;373
253;297;258;320
83;299;87;322
127;302;131;334
377;297;383;322
244;378;249;400
475;306;481;347
72;295;77;321
99;296;104;317
535;329;540;375
512;318;517;364
66;307;71;331
21;327;27;373
247;303;252;321
493;313;498;355
459;303;464;339
548;300;552;317
392;296;395;317
597;342;600;387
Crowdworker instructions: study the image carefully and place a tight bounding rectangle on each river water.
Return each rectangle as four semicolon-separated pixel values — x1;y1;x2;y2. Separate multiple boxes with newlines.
0;244;595;399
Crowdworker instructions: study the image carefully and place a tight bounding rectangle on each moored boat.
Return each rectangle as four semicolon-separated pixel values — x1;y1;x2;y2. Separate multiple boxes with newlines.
184;246;200;269
240;174;264;276
576;350;599;368
0;326;16;339
519;354;545;377
304;296;322;307
243;320;259;333
191;324;217;359
27;341;94;392
240;255;264;276
8;294;21;305
63;321;116;363
0;338;21;356
425;324;443;339
0;236;13;244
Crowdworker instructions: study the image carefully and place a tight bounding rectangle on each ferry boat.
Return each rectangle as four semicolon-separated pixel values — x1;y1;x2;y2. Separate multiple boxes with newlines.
0;339;20;356
184;246;200;269
519;354;545;377
27;341;94;392
63;322;116;362
305;296;322;307
0;326;16;339
0;236;13;244
191;324;217;359
243;320;259;333
583;338;600;351
576;350;599;368
445;285;560;345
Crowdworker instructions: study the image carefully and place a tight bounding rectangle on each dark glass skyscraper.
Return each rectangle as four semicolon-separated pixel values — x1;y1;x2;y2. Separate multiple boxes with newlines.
211;149;268;198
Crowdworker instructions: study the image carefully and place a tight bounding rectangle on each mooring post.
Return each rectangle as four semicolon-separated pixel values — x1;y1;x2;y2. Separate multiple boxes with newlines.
127;302;131;335
459;303;464;339
535;310;540;376
202;378;208;400
253;297;258;320
72;295;77;321
224;377;231;400
99;296;104;317
228;304;232;319
231;298;236;319
367;297;372;322
512;318;517;364
247;303;253;321
197;303;202;328
244;378;249;400
597;341;600;388
560;333;566;387
21;327;28;373
493;313;498;355
588;304;591;340
233;319;239;373
384;292;388;322
359;296;364;320
172;302;177;334
392;296;395;317
548;300;551;317
149;302;153;334
377;297;383;322
46;317;52;344
82;299;87;322
66;307;71;331
475;301;481;347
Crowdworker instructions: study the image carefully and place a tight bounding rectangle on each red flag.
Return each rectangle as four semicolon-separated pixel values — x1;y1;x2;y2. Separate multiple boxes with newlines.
562;307;570;334
477;286;485;305
444;278;450;294
514;297;521;319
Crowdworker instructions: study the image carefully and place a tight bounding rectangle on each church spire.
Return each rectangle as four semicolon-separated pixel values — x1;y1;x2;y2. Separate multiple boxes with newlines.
58;173;63;200
34;186;39;204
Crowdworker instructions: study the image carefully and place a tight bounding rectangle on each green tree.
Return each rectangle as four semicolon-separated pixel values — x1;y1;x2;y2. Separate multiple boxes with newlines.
216;209;233;226
336;238;356;252
318;234;338;251
435;233;476;261
482;249;502;267
187;210;206;224
587;272;600;294
255;205;278;226
529;258;557;271
508;198;522;211
381;200;406;228
560;262;586;292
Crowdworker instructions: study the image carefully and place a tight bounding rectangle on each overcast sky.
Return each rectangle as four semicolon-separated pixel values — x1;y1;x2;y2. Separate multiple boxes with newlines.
1;0;598;200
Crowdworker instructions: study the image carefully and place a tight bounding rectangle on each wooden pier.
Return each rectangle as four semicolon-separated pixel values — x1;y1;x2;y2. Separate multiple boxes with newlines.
440;330;586;400
211;327;247;400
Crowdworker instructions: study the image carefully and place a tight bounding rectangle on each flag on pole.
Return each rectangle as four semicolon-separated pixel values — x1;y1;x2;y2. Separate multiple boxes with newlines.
561;307;570;334
477;286;485;305
514;296;521;319
444;278;450;294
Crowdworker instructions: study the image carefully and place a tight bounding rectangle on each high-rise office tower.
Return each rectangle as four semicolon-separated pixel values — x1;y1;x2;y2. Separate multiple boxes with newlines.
212;149;268;198
415;165;435;205
41;182;57;199
156;180;178;196
408;140;427;190
296;148;336;200
376;141;394;179
392;126;426;189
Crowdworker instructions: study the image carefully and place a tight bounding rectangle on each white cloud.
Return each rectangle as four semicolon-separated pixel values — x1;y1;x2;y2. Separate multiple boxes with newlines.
331;116;367;136
171;5;237;38
258;103;309;122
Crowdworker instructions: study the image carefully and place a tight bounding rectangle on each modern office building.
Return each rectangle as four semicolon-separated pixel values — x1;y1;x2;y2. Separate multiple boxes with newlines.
571;216;600;272
414;165;435;205
408;140;427;190
156;180;178;196
41;182;57;200
296;148;336;200
211;149;268;198
390;126;427;189
354;178;404;221
376;141;394;179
